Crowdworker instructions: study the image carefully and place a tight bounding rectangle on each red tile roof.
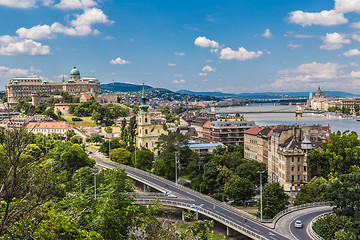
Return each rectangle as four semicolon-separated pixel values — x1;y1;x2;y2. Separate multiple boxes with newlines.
26;121;73;129
83;93;90;100
267;125;278;137
244;127;263;135
202;121;212;129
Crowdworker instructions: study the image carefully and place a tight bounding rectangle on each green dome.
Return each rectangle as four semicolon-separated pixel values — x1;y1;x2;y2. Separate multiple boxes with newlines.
70;67;80;75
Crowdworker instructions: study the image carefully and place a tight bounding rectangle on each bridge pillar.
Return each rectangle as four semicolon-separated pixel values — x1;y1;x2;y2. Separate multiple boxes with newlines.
143;183;147;192
296;103;303;117
182;210;185;221
226;226;232;237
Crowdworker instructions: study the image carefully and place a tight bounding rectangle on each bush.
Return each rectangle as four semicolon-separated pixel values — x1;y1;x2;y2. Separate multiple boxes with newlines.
72;117;83;121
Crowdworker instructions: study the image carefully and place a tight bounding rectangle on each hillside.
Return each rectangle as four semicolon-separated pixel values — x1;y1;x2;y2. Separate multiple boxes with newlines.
101;82;153;92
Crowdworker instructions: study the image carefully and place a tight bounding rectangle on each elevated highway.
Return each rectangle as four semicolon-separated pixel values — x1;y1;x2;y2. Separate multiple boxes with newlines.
91;152;329;240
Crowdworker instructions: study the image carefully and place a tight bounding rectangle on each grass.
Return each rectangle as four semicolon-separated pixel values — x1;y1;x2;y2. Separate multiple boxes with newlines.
179;174;190;180
86;144;100;152
63;114;97;127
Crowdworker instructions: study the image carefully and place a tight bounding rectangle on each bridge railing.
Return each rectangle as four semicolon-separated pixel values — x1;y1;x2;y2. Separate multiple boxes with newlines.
270;202;329;222
98;158;329;224
309;212;330;240
118;163;263;222
135;198;269;240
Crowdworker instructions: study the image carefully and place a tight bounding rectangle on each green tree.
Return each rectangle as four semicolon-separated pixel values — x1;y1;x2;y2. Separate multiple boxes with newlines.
307;130;360;179
89;133;103;143
201;161;220;194
235;160;267;187
313;214;354;240
134;147;154;171
152;153;176;181
294;176;328;205
261;182;289;219
224;176;255;204
110;148;132;165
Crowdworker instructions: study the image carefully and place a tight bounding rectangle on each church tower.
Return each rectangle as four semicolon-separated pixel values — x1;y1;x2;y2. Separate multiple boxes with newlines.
136;82;167;154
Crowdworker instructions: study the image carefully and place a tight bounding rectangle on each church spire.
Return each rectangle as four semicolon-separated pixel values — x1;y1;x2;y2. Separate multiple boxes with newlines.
139;81;149;113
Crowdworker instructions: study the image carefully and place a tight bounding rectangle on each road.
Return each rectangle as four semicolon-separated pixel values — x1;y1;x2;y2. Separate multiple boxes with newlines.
91;152;330;240
275;206;332;240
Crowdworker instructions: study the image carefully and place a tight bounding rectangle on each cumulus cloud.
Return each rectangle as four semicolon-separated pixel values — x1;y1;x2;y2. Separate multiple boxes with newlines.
168;63;176;66
16;8;114;38
16;25;56;40
343;49;360;57
109;57;130;65
287;43;302;49
219;47;263;61
202;65;216;72
320;32;350;50
349;70;360;78
199;72;208;76
0;0;38;8
351;21;360;28
0;65;42;81
289;10;348;26
173;79;185;84
55;0;97;10
269;62;346;90
103;35;115;40
0;35;51;55
174;52;185;56
262;29;273;38
335;0;360;13
353;33;360;41
194;36;220;48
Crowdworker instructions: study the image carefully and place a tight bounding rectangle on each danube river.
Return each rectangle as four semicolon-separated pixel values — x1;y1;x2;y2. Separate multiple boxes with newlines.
216;104;360;134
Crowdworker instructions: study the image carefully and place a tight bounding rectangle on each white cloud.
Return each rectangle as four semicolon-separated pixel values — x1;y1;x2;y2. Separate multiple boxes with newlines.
175;52;185;56
289;10;348;26
320;32;350;50
202;65;216;72
343;49;360;57
219;47;263;61
287;43;302;49
335;0;360;13
0;0;37;8
269;62;346;90
199;72;208;76
16;25;56;40
194;36;220;48
349;71;360;78
0;35;51;55
262;29;273;38
353;33;360;41
210;48;219;54
55;0;97;10
103;35;115;40
173;79;185;84
168;63;176;66
109;57;130;65
0;65;41;81
71;7;114;27
351;21;360;28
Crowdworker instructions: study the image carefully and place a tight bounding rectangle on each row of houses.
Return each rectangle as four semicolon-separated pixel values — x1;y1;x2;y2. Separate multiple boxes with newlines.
244;124;330;191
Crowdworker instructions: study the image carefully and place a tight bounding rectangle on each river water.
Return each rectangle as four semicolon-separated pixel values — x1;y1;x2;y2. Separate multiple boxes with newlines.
216;104;360;134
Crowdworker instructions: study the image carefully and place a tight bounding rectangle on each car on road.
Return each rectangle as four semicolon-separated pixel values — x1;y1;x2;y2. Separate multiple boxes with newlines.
294;220;303;228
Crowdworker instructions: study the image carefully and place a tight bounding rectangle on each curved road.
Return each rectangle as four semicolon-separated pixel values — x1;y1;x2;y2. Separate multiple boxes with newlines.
92;152;330;240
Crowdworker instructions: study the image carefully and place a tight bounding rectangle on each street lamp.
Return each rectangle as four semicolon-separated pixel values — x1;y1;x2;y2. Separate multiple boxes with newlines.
191;204;204;220
257;170;265;221
92;169;100;199
175;151;178;184
108;137;111;156
134;138;137;168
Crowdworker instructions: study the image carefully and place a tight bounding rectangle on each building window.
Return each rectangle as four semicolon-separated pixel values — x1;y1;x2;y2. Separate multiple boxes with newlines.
304;166;307;171
292;157;294;162
298;157;300;162
292;166;294;171
140;129;142;134
298;166;300;171
292;175;294;182
145;129;148;134
298;175;300;181
145;142;148;148
304;175;307;181
145;118;148;123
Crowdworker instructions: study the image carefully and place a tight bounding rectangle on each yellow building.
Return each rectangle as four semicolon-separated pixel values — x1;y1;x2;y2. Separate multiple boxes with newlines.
136;83;167;155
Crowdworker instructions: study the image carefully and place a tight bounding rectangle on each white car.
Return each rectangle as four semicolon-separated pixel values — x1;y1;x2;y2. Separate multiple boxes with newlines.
294;220;303;228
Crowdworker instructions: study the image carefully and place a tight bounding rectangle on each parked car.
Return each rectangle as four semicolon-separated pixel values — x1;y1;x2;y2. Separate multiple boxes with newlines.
294;220;303;228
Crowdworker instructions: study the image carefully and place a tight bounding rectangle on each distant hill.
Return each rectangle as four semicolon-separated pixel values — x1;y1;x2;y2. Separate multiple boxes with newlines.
101;82;153;92
177;89;360;99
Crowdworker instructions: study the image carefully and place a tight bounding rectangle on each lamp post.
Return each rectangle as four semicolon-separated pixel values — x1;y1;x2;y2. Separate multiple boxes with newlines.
108;137;111;156
257;170;265;221
175;152;178;184
92;171;100;199
134;138;137;168
191;204;204;220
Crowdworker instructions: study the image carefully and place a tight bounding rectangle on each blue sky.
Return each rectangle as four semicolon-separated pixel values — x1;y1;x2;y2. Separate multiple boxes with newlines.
1;0;360;94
